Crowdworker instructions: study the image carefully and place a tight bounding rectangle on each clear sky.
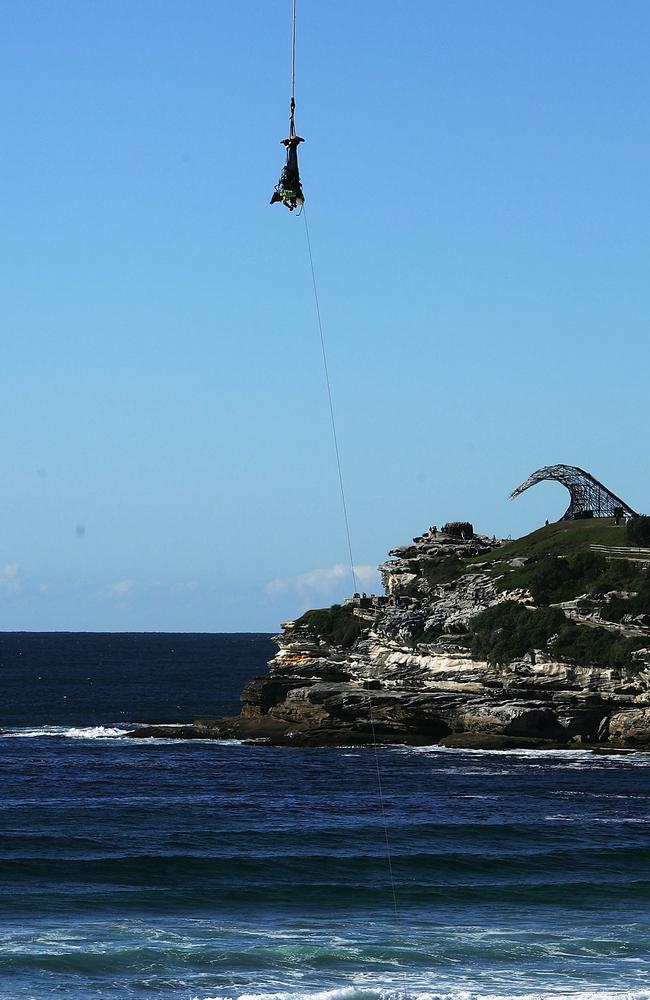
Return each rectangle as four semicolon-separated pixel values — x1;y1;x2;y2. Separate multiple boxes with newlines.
1;0;649;631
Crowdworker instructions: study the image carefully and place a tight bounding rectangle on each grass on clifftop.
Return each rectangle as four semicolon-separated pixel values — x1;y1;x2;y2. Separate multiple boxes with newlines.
396;520;646;605
467;519;648;602
296;519;650;658
472;518;629;568
403;520;637;598
462;520;649;666
296;605;364;648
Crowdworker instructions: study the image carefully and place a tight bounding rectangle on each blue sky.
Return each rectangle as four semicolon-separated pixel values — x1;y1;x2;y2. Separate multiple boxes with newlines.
1;0;648;631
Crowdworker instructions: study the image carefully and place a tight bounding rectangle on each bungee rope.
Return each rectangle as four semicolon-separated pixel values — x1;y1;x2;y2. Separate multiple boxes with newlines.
272;0;402;955
270;0;304;211
288;0;298;145
290;0;297;111
303;206;401;926
302;208;358;594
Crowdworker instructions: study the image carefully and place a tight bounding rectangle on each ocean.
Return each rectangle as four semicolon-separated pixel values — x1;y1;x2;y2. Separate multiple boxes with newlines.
1;632;650;1000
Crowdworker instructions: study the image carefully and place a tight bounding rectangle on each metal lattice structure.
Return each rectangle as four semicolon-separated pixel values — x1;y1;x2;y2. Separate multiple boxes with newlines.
509;465;638;521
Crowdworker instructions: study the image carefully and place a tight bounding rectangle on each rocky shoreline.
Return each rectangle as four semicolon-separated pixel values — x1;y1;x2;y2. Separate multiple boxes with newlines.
127;518;650;751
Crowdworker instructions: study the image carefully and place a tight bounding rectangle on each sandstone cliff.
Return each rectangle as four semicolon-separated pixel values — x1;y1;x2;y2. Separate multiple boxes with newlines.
130;517;650;749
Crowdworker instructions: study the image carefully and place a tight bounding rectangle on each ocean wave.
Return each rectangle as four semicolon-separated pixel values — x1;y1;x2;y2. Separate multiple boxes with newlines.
201;988;650;1000
398;746;596;757
1;725;242;744
2;725;130;739
396;746;650;767
234;991;383;1000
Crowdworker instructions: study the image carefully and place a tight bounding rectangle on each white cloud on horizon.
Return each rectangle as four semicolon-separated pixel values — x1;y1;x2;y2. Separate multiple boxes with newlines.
266;562;379;600
0;563;22;594
104;579;136;608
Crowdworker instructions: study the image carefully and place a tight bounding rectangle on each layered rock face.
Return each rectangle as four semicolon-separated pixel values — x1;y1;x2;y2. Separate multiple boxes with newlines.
128;519;650;749
232;521;650;749
236;602;649;749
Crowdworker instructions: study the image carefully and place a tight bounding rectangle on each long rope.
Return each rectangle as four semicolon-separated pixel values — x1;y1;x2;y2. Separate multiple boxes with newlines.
368;703;400;918
302;211;401;928
303;209;358;594
290;0;297;105
291;0;401;943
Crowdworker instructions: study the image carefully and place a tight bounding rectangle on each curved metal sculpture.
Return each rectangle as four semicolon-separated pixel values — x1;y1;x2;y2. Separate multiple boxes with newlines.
510;465;638;521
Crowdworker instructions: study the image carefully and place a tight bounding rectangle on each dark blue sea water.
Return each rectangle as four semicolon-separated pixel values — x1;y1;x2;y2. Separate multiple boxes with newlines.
1;633;650;1000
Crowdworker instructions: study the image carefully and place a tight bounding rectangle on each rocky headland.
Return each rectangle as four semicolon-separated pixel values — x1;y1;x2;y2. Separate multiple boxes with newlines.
129;517;650;750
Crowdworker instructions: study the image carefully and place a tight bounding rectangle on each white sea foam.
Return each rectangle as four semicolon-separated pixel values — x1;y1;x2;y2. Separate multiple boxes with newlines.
236;991;381;1000
3;725;129;739
1;725;243;744
197;988;650;1000
396;745;650;767
398;745;594;757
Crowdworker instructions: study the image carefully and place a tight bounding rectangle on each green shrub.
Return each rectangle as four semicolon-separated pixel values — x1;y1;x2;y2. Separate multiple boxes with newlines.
589;559;642;597
513;551;640;605
526;554;573;604
602;573;650;623
552;622;644;667
296;604;363;648
466;600;646;668
627;516;650;546
467;602;566;665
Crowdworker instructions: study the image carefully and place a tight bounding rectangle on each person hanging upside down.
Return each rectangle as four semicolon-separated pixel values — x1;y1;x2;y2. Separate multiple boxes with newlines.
270;134;304;211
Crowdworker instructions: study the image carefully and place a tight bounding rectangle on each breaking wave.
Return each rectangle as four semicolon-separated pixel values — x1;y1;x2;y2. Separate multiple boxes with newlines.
4;634;650;999
1;725;241;744
3;725;131;739
204;989;650;1000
